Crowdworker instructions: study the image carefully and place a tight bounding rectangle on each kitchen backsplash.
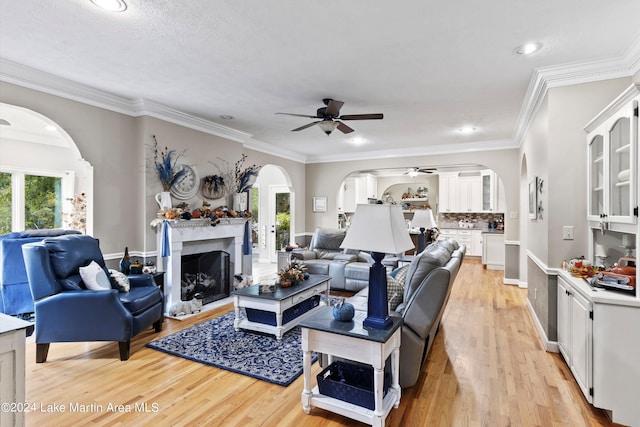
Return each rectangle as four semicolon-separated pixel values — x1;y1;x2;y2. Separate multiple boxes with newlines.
438;212;504;229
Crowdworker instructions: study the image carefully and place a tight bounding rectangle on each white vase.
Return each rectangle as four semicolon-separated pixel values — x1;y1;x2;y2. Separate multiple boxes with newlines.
233;192;248;212
155;191;172;210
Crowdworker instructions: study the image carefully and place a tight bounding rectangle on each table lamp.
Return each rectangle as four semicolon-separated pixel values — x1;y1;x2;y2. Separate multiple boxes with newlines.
340;204;414;329
411;208;437;253
594;243;608;268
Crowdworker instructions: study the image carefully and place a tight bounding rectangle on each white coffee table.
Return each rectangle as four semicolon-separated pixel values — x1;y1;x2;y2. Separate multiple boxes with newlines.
232;274;330;340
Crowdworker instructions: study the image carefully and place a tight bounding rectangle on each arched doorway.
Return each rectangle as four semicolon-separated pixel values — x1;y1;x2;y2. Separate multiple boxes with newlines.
0;103;93;234
251;165;295;275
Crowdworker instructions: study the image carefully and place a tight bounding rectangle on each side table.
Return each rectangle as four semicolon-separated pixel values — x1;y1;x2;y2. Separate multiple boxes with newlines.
299;308;402;427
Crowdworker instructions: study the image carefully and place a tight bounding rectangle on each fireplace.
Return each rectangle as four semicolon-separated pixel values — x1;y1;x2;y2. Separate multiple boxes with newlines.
155;218;249;314
181;251;231;304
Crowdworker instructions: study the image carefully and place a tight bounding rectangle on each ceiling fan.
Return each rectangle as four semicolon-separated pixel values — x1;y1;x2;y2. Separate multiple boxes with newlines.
404;167;437;177
276;98;383;135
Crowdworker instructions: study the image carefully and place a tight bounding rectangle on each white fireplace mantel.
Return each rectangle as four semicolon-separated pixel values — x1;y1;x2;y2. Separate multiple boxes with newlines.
155;218;248;313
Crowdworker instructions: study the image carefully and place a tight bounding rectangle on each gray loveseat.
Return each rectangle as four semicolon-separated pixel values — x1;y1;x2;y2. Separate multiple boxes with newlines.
347;238;465;388
291;228;399;291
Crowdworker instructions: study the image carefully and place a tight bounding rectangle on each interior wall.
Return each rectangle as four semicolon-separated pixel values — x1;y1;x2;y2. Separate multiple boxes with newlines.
0;82;308;260
546;78;631;265
520;95;549;265
1;81;139;255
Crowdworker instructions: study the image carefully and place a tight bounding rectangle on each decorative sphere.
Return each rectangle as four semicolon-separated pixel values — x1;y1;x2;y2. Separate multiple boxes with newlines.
332;302;355;322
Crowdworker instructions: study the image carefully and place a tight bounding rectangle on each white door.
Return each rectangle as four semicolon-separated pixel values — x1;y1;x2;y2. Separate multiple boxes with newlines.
268;185;294;263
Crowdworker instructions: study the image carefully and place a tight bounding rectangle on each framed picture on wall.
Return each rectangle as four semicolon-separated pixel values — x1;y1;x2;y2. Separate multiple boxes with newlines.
313;196;327;212
528;177;538;219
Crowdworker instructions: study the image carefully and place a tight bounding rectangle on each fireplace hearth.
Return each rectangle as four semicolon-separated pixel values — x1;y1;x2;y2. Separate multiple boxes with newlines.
181;251;231;305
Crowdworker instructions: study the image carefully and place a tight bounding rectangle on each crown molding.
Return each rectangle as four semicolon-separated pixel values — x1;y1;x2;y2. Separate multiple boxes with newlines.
513;35;640;145
305;138;518;164
243;137;308;163
0;59;252;144
134;99;251;143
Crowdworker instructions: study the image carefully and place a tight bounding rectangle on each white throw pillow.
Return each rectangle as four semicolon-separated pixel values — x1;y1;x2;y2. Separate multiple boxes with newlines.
109;269;130;292
79;260;111;291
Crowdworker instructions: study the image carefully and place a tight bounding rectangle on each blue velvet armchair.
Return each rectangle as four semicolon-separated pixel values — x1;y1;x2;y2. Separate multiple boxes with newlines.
22;234;164;362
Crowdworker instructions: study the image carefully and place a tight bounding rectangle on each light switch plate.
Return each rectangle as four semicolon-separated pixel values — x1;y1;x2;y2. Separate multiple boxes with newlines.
563;226;574;240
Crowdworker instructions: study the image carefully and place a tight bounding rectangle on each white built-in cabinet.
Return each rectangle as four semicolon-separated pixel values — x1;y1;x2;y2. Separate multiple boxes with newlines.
586;84;639;233
557;271;640;425
439;170;501;213
555;83;640;426
439;229;482;257
339;174;378;213
557;274;593;402
482;232;505;270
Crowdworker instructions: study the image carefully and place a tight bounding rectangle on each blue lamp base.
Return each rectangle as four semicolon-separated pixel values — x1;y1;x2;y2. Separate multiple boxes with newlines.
417;227;427;253
363;251;392;329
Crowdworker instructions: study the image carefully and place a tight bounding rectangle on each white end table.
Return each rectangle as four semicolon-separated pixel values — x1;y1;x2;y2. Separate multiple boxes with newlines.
300;308;402;427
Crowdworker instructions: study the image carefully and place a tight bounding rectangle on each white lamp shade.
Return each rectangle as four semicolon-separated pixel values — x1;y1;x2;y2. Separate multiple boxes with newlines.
317;121;339;133
411;208;436;230
594;244;608;258
340;204;414;254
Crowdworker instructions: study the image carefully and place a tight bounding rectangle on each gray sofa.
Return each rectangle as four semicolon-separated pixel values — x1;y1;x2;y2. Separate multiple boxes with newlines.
347;238;465;388
292;228;399;291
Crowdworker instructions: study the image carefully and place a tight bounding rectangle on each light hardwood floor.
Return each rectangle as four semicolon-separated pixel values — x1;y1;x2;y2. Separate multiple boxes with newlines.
24;259;622;426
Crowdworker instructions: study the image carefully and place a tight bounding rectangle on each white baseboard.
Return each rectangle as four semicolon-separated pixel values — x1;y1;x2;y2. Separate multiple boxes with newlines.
503;277;519;286
526;299;558;353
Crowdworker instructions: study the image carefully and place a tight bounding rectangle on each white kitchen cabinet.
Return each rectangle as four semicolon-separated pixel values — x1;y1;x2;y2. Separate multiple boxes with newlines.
439;171;497;213
481;232;504;270
585;84;639;231
557;275;593;402
557;271;640;425
339;174;378;213
458;175;482;212
440;229;481;256
438;173;458;212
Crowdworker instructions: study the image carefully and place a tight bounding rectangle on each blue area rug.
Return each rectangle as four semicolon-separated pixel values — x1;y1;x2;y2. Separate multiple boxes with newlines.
146;312;316;387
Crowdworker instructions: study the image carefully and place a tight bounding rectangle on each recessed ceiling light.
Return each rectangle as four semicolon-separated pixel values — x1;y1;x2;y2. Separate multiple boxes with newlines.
349;137;367;146
458;126;476;134
514;42;542;55
0;118;10;126
90;0;127;12
45;125;57;132
219;115;234;120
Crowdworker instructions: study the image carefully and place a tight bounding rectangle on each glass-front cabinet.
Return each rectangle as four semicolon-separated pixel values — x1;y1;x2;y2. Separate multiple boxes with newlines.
586;85;638;229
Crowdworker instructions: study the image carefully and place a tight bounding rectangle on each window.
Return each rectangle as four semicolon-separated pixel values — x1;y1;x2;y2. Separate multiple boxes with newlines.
0;168;73;234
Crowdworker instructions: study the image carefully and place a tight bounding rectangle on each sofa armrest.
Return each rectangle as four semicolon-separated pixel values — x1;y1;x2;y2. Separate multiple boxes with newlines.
291;250;317;260
401;268;450;340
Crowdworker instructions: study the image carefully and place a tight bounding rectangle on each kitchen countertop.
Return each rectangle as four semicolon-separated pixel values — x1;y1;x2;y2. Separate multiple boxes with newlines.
481;230;504;234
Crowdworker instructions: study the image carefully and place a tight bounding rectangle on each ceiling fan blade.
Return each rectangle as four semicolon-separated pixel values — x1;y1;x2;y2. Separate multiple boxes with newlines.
276;112;318;119
339;113;384;121
324;100;344;117
291;121;321;132
336;121;354;134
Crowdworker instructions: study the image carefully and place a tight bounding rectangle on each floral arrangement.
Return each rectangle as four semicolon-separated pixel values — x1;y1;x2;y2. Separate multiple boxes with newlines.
151;135;187;191
234;154;261;193
278;263;307;287
63;192;87;233
210;154;261;194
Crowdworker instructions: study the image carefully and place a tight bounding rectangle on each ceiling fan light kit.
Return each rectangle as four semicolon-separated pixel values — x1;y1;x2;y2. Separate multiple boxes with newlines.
276;98;383;136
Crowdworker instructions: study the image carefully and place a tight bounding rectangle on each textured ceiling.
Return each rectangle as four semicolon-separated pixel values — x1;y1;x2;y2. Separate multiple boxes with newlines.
1;1;639;163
